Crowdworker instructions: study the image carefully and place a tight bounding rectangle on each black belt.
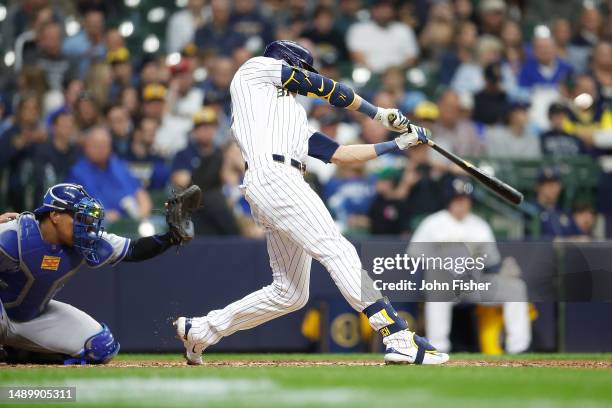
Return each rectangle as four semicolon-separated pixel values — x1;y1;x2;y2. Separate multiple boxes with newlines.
245;154;306;173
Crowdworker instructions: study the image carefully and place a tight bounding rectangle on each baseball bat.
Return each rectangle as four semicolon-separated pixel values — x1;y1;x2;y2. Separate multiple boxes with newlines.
426;139;524;205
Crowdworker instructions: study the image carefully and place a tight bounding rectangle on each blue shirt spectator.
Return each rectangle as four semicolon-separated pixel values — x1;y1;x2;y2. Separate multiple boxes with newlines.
324;171;377;234
194;0;245;57
518;36;573;91
62;10;106;78
66;127;152;222
124;118;170;191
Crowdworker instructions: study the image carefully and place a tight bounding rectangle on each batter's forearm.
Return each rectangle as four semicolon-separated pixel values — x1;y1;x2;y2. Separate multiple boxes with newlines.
331;142;400;165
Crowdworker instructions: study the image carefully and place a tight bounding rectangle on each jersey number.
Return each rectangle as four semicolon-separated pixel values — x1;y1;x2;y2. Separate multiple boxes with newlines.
277;88;289;98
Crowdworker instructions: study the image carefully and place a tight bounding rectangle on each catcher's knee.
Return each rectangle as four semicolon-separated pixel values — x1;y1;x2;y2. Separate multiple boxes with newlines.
64;323;120;365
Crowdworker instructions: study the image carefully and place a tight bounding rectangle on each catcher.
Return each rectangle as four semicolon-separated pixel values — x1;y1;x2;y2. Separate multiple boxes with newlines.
0;183;200;364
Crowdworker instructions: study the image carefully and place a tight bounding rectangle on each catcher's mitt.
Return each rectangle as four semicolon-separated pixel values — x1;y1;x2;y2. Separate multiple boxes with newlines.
166;185;202;244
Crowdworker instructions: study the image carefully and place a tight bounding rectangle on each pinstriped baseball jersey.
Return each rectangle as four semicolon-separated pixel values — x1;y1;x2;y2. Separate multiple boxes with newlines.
230;56;313;163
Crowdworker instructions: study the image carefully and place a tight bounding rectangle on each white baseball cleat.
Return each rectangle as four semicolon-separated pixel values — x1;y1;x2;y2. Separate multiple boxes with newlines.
383;330;449;365
173;317;204;365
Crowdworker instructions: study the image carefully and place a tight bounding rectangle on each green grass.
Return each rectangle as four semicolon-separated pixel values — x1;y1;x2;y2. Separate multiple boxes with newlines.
1;354;611;408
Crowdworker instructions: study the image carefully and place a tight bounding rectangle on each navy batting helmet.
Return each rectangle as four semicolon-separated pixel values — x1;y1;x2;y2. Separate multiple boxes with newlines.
263;40;318;73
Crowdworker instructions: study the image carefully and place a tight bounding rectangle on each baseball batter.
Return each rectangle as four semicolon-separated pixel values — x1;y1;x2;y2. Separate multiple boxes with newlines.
175;40;448;365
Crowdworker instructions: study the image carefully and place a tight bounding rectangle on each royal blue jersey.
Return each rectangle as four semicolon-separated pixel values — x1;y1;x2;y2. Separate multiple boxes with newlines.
0;213;130;321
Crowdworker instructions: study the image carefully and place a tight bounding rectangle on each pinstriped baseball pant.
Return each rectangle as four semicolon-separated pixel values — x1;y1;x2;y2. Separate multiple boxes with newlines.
190;160;381;349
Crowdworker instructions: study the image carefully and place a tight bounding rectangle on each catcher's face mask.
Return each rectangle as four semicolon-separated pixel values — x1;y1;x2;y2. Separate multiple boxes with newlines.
72;197;105;263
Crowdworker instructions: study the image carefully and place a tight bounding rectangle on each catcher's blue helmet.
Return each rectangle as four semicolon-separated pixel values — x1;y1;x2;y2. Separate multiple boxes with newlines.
263;40;318;73
35;183;92;214
35;183;105;262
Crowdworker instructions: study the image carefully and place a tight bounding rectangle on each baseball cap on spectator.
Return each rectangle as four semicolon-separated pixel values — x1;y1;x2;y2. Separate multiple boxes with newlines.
548;102;568;118
49;107;71;125
193;107;218;127
480;0;507;13
142;84;167;102
413;101;439;121
537;166;561;184
169;58;191;75
182;42;198;58
107;47;130;65
508;101;530;112
444;177;475;205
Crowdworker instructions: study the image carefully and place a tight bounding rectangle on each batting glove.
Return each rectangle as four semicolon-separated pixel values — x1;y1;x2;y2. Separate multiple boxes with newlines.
395;124;431;150
375;108;410;132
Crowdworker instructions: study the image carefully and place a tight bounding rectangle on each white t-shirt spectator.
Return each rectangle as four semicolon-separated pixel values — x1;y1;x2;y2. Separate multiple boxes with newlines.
166;7;210;53
346;21;419;73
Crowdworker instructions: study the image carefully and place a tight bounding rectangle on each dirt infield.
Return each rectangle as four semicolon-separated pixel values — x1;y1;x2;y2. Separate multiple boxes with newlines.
3;358;612;369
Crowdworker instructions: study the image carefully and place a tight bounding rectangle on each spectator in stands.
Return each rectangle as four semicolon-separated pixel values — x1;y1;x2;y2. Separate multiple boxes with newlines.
231;0;275;49
106;105;133;157
166;0;209;53
565;74;612;151
302;6;348;63
381;66;426;114
438;21;478;86
23;21;76;93
166;57;204;123
171;108;239;235
569;3;602;74
571;202;597;238
85;61;112;108
346;0;419;73
473;62;510;125
518;31;573;93
451;34;503;96
67;126;152;223
141;83;190;158
397;144;446;234
107;47;133;103
591;41;612;105
551;17;573;64
199;57;235;118
74;91;101;132
32;109;79;202
0;93;47;211
500;19;525;100
120;87;140;121
13;6;54;72
62;8;106;78
478;0;507;37
124;118;169;192
540;102;586;156
44;77;84;126
430;90;485;166
532;167;575;238
485;102;541;159
194;0;245;57
418;0;454;61
324;159;376;236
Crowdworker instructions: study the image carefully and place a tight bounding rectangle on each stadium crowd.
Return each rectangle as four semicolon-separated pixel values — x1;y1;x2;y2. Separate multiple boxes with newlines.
0;0;611;239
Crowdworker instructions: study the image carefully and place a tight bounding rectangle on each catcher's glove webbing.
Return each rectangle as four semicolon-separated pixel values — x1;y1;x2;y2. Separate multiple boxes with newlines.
166;185;202;244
